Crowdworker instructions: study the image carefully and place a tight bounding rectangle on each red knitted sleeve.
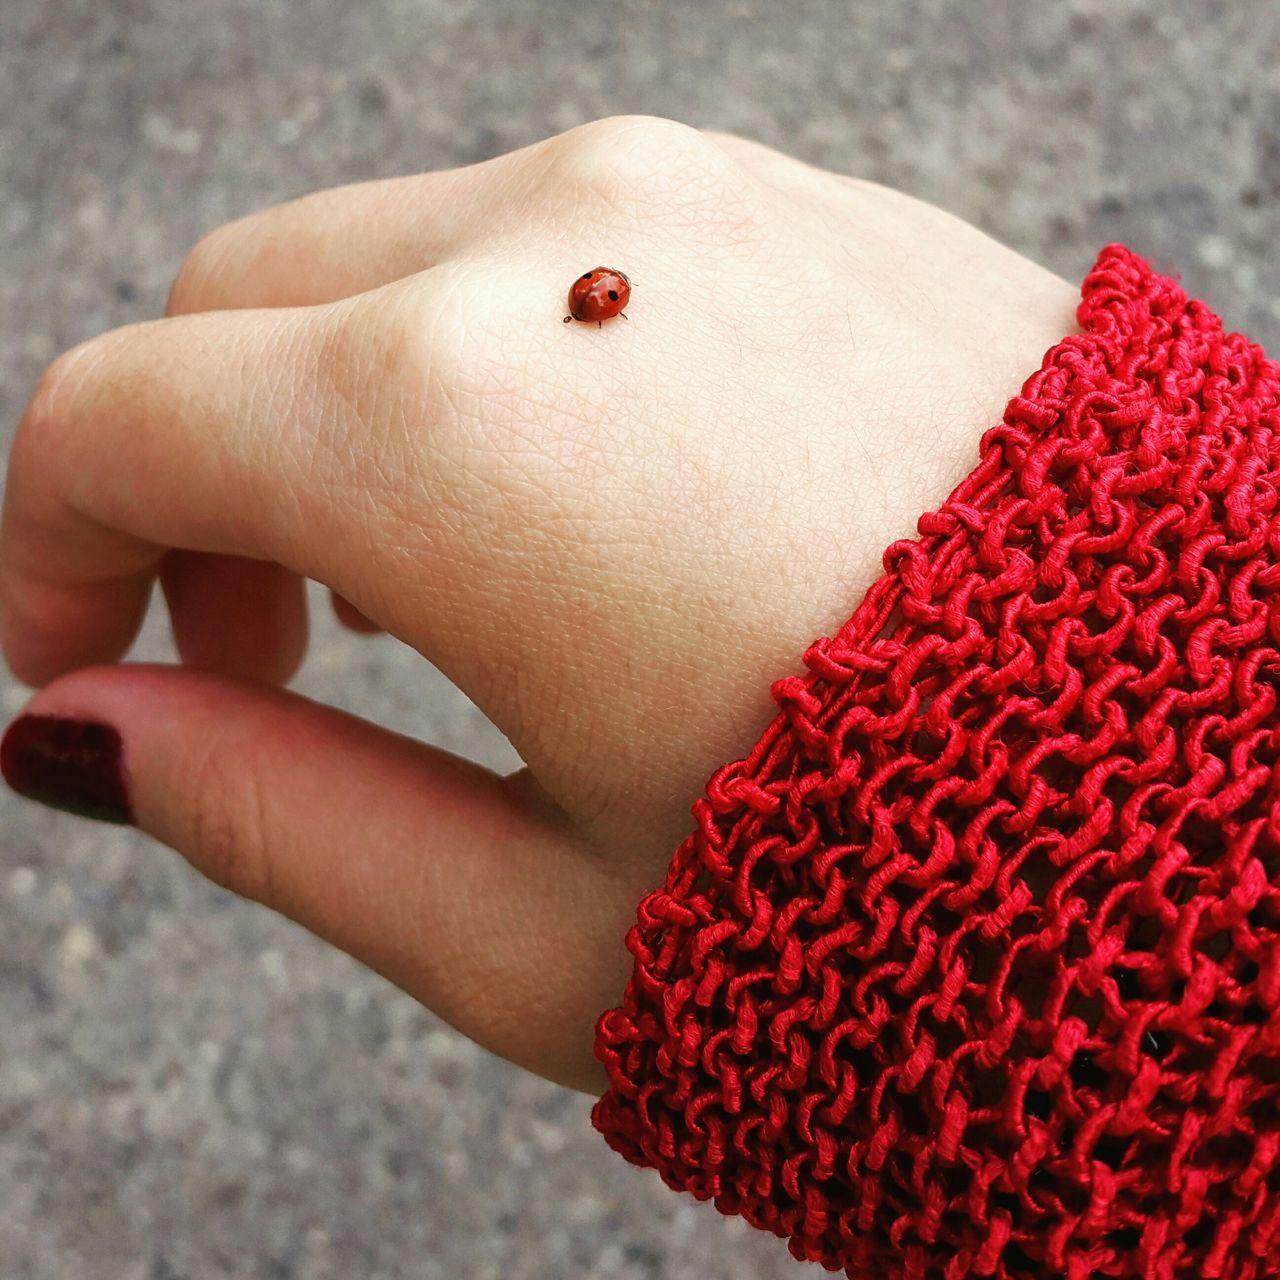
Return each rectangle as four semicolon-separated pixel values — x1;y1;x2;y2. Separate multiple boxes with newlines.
591;245;1280;1279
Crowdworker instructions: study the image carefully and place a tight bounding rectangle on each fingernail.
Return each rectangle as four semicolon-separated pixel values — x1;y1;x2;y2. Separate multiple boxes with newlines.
1;714;134;825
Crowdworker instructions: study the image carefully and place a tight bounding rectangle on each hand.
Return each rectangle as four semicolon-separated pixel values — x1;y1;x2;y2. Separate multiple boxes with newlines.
0;116;1077;1093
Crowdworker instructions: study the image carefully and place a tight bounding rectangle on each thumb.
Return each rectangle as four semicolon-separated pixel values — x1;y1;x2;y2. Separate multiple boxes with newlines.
0;663;627;1092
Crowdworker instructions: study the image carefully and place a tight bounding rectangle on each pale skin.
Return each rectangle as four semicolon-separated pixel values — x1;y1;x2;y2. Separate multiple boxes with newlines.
0;116;1077;1095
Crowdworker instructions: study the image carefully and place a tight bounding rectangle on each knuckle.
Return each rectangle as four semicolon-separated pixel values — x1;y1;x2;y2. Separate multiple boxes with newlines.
319;271;493;519
18;342;101;479
358;266;494;416
24;352;78;441
184;738;276;908
552;113;732;186
835;171;885;200
549;115;763;248
557;114;707;170
700;128;766;160
166;222;243;315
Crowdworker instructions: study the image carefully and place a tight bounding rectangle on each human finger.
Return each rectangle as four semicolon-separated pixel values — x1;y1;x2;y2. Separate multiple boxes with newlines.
0;662;629;1091
0;304;349;685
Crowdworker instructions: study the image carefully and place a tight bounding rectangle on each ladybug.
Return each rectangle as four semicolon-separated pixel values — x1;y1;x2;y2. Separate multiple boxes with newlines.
564;267;631;327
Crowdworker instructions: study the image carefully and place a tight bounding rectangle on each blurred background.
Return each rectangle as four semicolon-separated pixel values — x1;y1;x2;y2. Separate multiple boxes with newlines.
3;2;1280;1277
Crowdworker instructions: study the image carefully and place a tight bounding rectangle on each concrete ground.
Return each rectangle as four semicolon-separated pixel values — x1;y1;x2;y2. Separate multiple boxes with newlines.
3;2;1280;1277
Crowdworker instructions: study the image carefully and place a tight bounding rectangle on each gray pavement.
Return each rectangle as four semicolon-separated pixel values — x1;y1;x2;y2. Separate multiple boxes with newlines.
3;2;1280;1277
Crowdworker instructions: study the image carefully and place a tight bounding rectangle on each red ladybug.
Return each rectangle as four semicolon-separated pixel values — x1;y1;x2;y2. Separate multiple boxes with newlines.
564;267;631;327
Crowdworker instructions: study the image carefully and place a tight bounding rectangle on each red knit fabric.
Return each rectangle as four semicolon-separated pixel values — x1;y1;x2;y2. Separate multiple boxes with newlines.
592;245;1280;1279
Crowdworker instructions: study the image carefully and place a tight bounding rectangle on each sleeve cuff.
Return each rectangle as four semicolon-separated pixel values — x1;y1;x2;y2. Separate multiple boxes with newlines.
592;244;1280;1279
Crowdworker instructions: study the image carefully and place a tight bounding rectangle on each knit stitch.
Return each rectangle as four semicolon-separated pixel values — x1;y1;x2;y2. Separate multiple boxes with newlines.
593;245;1280;1278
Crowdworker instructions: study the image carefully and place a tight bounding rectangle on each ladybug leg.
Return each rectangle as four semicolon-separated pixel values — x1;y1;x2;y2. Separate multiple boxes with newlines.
598;319;603;329
619;312;628;320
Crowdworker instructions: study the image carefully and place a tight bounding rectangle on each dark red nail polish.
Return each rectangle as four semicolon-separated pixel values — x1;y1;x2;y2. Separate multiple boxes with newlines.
1;714;134;825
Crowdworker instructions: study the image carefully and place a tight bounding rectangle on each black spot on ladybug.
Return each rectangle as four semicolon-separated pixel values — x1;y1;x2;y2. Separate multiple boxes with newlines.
608;289;618;301
581;272;593;280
